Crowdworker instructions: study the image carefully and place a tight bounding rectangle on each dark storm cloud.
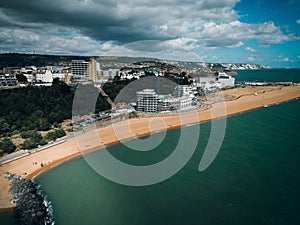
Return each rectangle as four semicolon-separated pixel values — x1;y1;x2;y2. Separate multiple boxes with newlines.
0;0;175;43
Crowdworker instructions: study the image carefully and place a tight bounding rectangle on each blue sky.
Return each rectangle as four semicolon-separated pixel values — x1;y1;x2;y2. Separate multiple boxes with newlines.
213;0;300;68
0;0;299;68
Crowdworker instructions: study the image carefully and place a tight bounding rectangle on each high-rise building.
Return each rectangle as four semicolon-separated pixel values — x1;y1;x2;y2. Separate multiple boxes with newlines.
71;60;89;81
71;59;99;82
89;58;97;83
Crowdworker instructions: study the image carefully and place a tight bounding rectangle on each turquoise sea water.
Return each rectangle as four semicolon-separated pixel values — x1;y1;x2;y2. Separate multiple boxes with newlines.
1;69;300;225
0;211;15;225
35;99;300;225
234;69;300;82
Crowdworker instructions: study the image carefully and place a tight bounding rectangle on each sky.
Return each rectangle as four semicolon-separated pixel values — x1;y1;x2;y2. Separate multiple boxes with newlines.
0;0;299;68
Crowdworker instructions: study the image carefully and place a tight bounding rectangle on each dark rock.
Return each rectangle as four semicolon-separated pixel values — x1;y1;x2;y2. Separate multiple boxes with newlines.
4;172;55;225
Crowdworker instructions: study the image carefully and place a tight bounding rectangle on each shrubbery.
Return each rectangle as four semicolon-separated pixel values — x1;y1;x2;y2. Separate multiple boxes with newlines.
0;138;16;154
44;129;66;142
21;130;45;150
20;129;66;150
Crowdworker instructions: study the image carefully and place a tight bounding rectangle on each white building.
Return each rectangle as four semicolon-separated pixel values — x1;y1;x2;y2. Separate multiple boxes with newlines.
119;70;144;80
36;68;53;83
137;89;160;112
217;72;235;88
193;72;235;92
174;85;195;98
136;88;193;113
163;96;193;111
0;74;18;87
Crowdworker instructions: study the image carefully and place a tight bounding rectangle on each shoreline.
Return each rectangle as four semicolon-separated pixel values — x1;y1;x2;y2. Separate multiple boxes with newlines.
0;206;15;213
1;84;300;210
25;98;299;180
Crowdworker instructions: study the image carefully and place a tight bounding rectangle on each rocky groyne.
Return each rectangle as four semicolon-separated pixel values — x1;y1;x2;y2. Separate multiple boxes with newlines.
4;172;55;225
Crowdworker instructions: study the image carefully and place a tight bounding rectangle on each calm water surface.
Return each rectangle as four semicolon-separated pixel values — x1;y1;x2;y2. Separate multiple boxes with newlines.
35;99;300;225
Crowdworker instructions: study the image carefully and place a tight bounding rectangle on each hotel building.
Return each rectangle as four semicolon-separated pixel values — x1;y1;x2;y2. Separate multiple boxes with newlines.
136;87;194;113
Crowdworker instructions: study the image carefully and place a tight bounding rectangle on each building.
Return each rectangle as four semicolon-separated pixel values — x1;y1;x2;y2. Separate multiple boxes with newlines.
217;72;235;88
64;68;71;83
71;59;100;83
71;60;89;81
174;85;195;98
136;88;194;113
192;72;235;92
89;58;98;83
162;96;193;111
36;67;53;83
0;74;18;87
52;66;67;81
136;89;160;112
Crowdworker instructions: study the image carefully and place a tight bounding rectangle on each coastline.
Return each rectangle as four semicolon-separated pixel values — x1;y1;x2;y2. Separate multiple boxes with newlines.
1;84;300;210
0;206;15;213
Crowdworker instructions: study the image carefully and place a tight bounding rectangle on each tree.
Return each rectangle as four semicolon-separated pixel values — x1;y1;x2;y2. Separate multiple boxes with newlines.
29;131;42;143
55;129;66;138
31;110;45;122
21;139;38;150
52;77;60;85
20;130;32;139
0;118;10;134
0;77;111;137
129;111;138;118
38;118;50;131
44;129;66;142
16;73;27;83
0;138;16;154
44;131;57;142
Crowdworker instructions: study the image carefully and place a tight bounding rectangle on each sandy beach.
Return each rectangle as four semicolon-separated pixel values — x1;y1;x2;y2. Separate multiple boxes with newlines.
1;84;300;210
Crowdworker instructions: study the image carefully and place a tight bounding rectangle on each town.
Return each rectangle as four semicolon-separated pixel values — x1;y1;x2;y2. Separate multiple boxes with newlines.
1;54;288;162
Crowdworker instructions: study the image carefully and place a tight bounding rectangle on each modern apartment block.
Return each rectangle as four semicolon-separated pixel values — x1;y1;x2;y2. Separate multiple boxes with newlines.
71;60;89;79
174;85;194;97
0;74;18;87
136;87;194;113
71;59;99;83
136;89;160;112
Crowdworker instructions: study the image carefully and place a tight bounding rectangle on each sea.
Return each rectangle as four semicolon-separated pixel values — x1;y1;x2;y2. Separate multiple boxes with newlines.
1;69;300;225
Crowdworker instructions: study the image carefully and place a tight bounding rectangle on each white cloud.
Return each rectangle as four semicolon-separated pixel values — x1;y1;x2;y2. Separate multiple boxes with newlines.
0;0;298;60
297;19;300;24
227;41;244;48
247;56;255;62
297;56;300;58
245;47;256;52
283;57;290;62
193;21;297;49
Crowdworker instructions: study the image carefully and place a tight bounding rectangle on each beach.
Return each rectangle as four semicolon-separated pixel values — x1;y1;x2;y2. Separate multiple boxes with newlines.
1;84;300;210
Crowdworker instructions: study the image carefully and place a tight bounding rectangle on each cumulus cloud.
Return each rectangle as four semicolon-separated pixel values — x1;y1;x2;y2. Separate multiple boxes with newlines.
0;0;298;59
245;47;256;52
283;57;290;62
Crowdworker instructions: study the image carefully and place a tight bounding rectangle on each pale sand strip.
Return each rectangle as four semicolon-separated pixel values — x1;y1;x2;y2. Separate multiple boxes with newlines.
1;84;300;210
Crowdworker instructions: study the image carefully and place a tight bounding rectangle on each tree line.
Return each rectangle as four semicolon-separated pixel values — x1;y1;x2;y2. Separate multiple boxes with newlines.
0;79;110;138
